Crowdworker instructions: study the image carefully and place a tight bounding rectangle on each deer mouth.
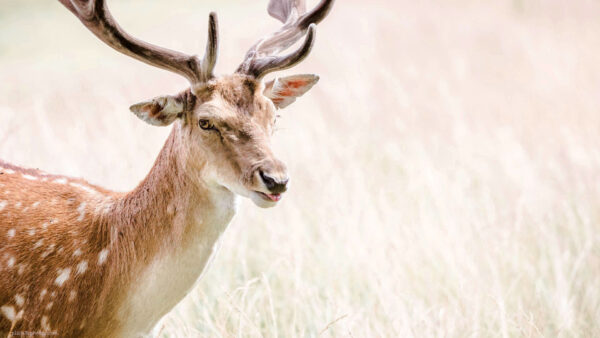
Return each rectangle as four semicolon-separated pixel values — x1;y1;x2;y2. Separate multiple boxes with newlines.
256;191;282;202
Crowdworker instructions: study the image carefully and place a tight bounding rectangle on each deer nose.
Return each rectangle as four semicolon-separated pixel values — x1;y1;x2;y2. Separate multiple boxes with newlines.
259;171;289;194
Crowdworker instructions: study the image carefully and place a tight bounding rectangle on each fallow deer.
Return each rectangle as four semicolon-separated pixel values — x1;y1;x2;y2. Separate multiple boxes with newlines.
0;0;334;336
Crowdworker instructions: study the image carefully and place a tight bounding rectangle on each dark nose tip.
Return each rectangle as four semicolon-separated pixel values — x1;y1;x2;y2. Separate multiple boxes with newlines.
260;171;289;194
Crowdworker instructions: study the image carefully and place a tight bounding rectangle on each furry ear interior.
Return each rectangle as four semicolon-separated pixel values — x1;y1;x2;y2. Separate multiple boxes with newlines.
129;95;184;126
264;74;319;109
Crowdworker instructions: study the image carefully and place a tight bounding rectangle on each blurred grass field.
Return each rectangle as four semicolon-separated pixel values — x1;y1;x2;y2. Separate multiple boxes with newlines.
1;0;600;336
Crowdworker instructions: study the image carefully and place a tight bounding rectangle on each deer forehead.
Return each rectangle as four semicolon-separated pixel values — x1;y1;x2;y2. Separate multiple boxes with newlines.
195;77;275;124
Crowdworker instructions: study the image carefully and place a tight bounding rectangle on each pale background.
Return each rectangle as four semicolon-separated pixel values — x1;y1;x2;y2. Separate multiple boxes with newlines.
1;0;600;336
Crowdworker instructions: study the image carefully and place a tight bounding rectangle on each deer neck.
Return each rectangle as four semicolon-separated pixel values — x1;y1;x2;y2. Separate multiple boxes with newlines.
109;124;238;335
115;122;237;256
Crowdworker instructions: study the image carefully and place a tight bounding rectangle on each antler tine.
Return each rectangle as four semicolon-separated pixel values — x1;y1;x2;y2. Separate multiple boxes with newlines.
245;25;316;79
200;12;219;82
59;0;218;84
237;0;334;79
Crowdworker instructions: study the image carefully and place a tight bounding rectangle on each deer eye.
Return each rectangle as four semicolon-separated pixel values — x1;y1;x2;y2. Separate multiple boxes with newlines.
199;119;215;130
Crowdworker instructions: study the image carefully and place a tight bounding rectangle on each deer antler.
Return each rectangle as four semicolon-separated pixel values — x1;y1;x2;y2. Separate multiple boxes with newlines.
237;0;335;79
59;0;218;84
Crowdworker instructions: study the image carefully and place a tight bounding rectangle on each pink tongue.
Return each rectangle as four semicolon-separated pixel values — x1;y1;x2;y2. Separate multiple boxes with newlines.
266;193;282;202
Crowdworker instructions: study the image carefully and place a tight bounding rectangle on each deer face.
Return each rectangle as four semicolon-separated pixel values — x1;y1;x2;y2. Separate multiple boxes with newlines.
130;74;318;208
189;74;288;208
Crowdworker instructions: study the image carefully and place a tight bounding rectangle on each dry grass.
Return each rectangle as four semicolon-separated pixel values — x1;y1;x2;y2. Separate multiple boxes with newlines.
1;0;600;336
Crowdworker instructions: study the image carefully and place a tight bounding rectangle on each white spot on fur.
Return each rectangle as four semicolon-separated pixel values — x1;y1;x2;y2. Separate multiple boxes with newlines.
7;228;15;238
34;239;44;249
41;315;52;331
1;305;15;321
32;201;40;208
15;201;21;208
77;202;86;221
95;197;113;215
98;249;109;265
14;294;24;307
73;248;82;257
54;268;71;286
7;256;15;268
41;244;55;258
0;200;7;211
3;169;15;174
17;264;26;275
50;291;56;298
28;229;36;236
16;309;24;321
68;291;77;302
22;174;37;180
69;182;99;195
76;260;88;275
45;302;53;310
40;289;47;299
53;178;67;184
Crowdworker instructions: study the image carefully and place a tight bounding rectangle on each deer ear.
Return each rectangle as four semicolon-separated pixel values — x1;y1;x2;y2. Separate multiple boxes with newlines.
264;74;319;109
129;95;184;126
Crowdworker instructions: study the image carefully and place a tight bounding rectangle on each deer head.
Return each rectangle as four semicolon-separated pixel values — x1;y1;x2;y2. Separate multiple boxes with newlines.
59;0;334;208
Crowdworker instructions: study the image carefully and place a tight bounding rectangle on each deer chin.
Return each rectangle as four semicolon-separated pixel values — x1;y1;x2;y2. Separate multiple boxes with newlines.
249;191;282;208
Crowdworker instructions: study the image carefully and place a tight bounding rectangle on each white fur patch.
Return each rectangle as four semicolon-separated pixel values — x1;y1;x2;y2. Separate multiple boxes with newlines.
76;261;88;275
69;182;99;195
14;294;24;307
98;249;109;265
68;291;77;302
1;305;15;321
53;178;67;185
0;200;7;211
41;315;51;331
7;228;15;238
55;268;71;286
41;244;55;258
77;202;87;221
22;174;38;181
95;197;114;215
34;239;44;249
